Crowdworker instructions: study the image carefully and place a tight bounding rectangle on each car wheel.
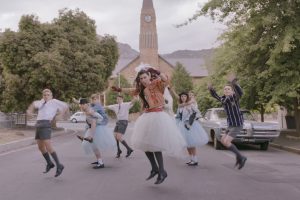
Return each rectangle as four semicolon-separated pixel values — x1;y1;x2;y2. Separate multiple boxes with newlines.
71;118;77;123
213;135;223;150
260;142;269;151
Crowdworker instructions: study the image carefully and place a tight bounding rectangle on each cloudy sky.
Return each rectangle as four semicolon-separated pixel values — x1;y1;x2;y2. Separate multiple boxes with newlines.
0;0;225;53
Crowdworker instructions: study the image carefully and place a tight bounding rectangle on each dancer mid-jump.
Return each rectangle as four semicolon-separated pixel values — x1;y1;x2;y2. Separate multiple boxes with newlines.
208;74;247;170
27;89;69;177
112;67;185;184
106;95;137;158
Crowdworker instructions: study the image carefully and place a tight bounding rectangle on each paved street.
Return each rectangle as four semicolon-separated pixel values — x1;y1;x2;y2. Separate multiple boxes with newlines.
1;122;300;200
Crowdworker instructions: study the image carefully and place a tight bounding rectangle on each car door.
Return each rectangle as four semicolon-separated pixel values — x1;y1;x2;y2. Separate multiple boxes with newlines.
78;112;86;122
200;110;213;141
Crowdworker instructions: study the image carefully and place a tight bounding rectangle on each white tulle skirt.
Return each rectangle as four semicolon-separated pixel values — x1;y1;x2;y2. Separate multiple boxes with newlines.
82;125;117;155
176;120;209;148
131;111;186;156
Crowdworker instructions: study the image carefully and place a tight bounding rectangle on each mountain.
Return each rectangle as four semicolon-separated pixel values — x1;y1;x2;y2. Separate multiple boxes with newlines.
117;43;139;59
161;49;215;59
116;42;214;60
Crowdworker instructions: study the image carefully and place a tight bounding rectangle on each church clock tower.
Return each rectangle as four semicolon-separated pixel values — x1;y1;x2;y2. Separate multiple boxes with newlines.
139;0;159;68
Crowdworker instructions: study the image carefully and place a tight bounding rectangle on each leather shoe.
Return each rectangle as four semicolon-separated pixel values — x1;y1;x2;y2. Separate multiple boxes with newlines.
54;164;64;177
43;163;55;173
186;160;192;165
76;135;84;141
187;161;198;166
115;150;122;158
238;157;247;170
125;149;133;158
93;164;105;169
154;171;168;184
84;137;93;143
91;161;98;165
146;170;158;180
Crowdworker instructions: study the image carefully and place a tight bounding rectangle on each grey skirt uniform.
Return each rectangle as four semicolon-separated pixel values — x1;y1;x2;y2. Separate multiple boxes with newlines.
114;120;128;134
227;126;243;138
35;120;52;140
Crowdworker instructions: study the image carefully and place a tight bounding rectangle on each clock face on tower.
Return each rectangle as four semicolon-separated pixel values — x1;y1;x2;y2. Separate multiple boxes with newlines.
144;15;152;22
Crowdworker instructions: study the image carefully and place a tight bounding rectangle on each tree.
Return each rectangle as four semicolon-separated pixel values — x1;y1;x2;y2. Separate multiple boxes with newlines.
171;62;193;94
0;9;119;112
186;0;300;134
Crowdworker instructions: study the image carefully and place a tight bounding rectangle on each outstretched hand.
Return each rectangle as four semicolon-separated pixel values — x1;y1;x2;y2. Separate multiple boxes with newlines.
111;86;122;92
227;73;237;83
72;97;79;104
207;82;213;90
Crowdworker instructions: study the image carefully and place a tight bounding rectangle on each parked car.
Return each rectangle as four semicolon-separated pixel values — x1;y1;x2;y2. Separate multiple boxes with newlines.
69;112;86;123
200;108;280;150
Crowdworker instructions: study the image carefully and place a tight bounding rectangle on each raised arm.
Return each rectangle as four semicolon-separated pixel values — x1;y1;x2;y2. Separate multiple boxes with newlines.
231;80;243;99
208;86;222;102
111;86;136;95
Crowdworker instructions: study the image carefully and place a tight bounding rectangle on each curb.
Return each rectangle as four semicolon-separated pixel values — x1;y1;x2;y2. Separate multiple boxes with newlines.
270;143;300;155
0;129;76;154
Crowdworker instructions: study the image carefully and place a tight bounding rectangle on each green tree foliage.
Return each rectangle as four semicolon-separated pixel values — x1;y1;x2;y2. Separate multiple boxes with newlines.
171;62;193;94
194;78;220;114
187;0;300;132
0;9;119;112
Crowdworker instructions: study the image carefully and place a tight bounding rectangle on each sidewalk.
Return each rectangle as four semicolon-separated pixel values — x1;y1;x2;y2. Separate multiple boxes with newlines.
270;129;300;155
0;126;75;154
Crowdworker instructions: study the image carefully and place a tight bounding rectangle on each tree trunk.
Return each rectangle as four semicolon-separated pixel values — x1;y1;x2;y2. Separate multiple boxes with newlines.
294;98;300;136
260;104;265;122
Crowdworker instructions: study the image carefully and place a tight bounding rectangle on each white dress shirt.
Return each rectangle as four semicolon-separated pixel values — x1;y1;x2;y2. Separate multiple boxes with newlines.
107;102;133;120
34;99;68;120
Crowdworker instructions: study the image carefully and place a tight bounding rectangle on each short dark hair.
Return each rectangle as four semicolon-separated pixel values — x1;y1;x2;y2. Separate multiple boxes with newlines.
79;98;89;104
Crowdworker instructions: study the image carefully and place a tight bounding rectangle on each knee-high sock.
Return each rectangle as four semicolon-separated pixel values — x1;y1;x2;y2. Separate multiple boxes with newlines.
121;140;132;151
116;140;121;152
154;152;165;174
51;152;61;166
145;152;158;171
42;152;53;165
228;144;243;160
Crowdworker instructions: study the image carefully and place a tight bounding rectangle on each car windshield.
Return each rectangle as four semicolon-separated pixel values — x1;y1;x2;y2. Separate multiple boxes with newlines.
215;110;255;121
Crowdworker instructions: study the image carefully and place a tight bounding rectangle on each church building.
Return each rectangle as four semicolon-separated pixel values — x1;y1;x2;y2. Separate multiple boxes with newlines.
112;0;208;84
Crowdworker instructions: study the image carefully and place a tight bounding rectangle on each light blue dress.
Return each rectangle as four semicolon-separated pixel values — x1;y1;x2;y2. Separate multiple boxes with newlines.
82;113;116;155
176;104;208;148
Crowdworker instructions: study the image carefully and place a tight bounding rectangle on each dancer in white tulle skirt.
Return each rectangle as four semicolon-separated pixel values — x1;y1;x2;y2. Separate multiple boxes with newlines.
175;92;208;166
112;67;186;185
77;98;116;169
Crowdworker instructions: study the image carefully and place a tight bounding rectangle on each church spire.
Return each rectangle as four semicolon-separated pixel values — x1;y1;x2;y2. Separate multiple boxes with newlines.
139;0;158;68
142;0;154;10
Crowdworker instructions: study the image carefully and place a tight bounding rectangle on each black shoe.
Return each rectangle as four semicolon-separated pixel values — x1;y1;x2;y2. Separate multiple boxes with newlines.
146;170;159;180
184;124;190;130
186;160;192;165
91;161;98;165
115;150;122;158
93;164;105;169
54;164;64;177
76;135;84;141
154;171;168;184
43;163;55;173
238;157;247;170
84;137;93;143
187;161;198;166
125;149;133;158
